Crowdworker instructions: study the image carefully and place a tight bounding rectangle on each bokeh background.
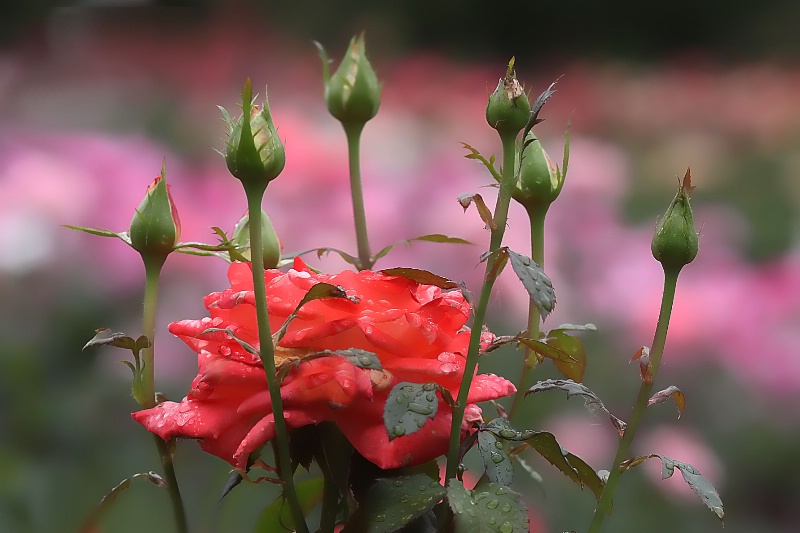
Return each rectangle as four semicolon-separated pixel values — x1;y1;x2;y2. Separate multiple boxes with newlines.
2;1;799;532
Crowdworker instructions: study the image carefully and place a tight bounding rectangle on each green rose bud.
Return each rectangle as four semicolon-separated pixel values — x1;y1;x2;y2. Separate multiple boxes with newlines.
231;210;282;269
652;168;699;272
486;59;531;136
129;165;181;263
318;33;381;127
221;79;285;189
513;132;565;210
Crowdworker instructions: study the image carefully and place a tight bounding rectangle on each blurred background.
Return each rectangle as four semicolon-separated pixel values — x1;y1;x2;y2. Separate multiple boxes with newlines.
2;1;799;532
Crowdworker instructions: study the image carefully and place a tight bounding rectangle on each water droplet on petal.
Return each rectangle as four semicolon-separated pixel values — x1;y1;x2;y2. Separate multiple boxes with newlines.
219;345;232;356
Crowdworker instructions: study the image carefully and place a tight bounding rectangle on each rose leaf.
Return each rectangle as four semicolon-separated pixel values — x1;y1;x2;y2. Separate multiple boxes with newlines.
526;379;627;437
457;192;497;230
342;474;444;533
544;330;587;383
477;429;514;487
507;249;556;320
254;476;325;533
621;455;724;521
447;479;529;533
380;268;459;290
81;471;166;531
384;382;439;440
647;385;686;418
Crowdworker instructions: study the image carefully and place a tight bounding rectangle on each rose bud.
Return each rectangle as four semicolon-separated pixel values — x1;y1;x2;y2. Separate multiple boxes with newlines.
319;33;381;127
129;166;181;262
513;132;565;210
486;60;531;136
231;209;282;268
221;79;286;187
652;168;699;272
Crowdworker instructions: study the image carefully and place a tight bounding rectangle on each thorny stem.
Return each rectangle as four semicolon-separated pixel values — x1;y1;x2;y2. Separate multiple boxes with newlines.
587;267;680;532
445;130;518;483
343;121;373;270
508;204;547;423
142;257;188;533
245;188;309;533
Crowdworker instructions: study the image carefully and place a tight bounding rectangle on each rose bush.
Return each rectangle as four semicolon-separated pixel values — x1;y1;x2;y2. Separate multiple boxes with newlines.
132;258;515;470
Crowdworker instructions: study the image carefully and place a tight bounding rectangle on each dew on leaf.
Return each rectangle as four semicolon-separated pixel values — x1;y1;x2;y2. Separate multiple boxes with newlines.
498;522;514;533
375;513;386;522
501;502;512;513
393;479;404;487
486;499;499;509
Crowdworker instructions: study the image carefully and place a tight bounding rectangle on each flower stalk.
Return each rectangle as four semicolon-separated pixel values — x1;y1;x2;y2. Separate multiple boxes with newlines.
245;192;309;533
141;256;188;533
445;129;520;482
589;171;697;531
587;267;679;532
344;121;373;270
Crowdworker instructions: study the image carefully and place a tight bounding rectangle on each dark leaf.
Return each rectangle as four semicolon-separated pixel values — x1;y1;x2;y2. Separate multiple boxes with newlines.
481;248;509;286
201;328;259;355
343;474;444;533
254;477;325;532
631;346;653;383
447;479;529;533
526;379;626;437
380;268;458;290
506;249;556;320
647;386;686;418
477;430;513;487
413;233;472;245
384;382;438;440
80;472;166;532
457;192;497;230
273;282;357;343
524;432;581;486
564;451;604;501
83;328;138;351
621;455;724;521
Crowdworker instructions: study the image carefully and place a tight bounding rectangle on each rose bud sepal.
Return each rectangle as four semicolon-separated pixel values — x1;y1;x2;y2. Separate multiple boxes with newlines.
652;168;699;273
317;33;381;128
230;209;282;268
486;59;531;138
220;79;286;193
129;162;181;266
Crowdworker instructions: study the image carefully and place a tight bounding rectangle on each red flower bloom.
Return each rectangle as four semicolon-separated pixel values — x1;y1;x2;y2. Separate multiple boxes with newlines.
132;258;515;470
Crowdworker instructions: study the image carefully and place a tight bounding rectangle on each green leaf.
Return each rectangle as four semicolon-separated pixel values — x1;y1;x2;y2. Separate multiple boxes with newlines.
83;328;139;351
64;225;132;244
380;268;458;290
461;142;502;183
553;323;596;332
273;282;357;343
342;474;445;533
517;338;575;366
413;233;472;245
201;327;259;355
384;382;438;440
526;379;627;437
545;330;587;382
563;451;604;501
457;192;497;230
647;385;686;418
524;432;581;486
477;430;513;487
447;479;529;533
328;348;383;371
80;472;166;532
506;249;556;320
621;455;724;521
254;477;325;533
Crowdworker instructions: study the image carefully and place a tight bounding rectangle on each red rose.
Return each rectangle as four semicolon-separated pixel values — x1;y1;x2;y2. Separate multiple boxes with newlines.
132;258;515;470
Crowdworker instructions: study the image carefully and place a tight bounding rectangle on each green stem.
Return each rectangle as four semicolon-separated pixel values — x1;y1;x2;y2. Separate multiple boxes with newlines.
245;189;310;533
142;257;188;533
343;121;372;270
587;266;680;532
444;131;518;482
508;205;547;423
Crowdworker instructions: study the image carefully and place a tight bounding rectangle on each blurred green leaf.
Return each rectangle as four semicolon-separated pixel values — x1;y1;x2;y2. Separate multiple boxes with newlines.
254;477;324;533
